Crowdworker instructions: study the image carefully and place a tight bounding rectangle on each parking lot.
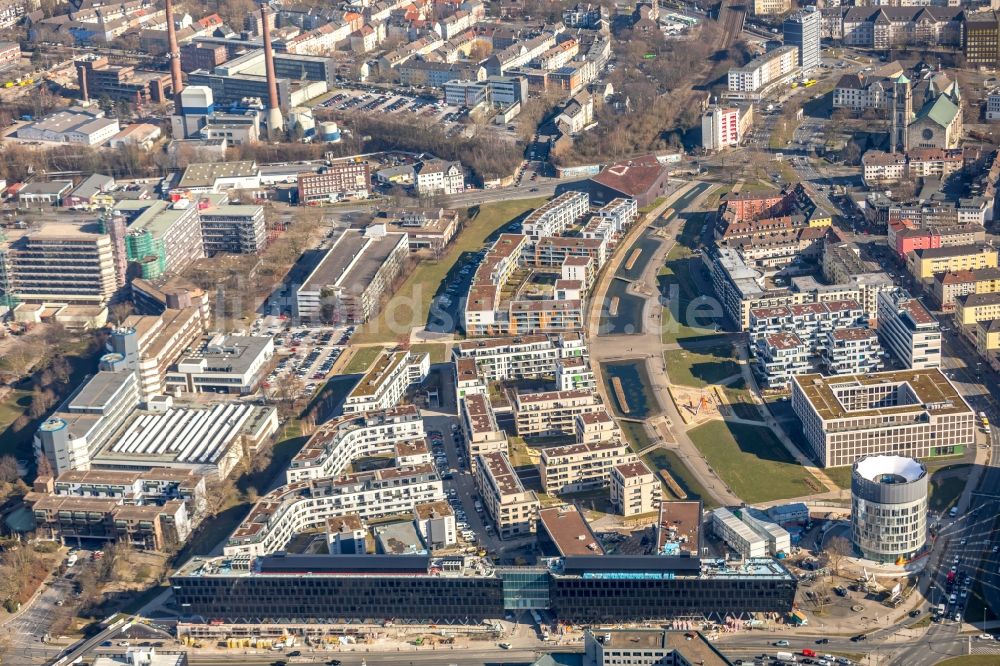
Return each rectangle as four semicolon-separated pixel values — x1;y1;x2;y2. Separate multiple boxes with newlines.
252;317;354;398
316;88;464;126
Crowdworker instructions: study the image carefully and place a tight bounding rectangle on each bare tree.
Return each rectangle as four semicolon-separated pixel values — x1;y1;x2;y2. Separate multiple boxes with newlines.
826;535;853;577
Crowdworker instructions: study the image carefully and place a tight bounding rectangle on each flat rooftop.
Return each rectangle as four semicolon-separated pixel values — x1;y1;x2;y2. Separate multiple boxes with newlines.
658;500;701;556
793;368;972;421
178;161;258;188
599;629;731;666
301;229;406;293
538;505;604;557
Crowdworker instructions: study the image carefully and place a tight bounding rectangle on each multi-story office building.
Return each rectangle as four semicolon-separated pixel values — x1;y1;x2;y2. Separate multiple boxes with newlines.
540;440;635;495
931;267;1000;311
907;243;998;282
537;505;605;557
877;288;941;369
114;199;205;278
171;552;797;624
514;389;603;437
164;334;274;396
822;327;881;376
224;463;444;557
29;494;190;551
39;466;205;515
198;202;267;255
851;455;927;562
113;308;208;403
790;369;975;467
521;192;590;243
459;393;508;466
0;222;121;306
342;351;430;414
753;0;790;16
297;161;371;204
287;406;424;482
474;451;540;539
609;460;661;517
755;331;809;390
784;7;821;72
963;10;1000;67
34;361;140;476
296;227;409;323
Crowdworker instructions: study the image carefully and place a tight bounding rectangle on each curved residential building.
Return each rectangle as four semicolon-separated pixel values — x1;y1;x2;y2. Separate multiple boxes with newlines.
851;455;928;562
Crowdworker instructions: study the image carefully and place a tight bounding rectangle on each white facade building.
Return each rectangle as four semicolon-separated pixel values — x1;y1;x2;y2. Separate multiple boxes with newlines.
876;288;941;369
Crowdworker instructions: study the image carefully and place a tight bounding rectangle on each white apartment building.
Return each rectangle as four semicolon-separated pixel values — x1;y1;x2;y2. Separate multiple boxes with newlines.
790;369;975;467
822;327;882;376
455;357;488;400
609;460;661;517
415;159;464;196
522;191;590;242
595;198;638;237
460;392;508;465
463;233;526;336
286;406;424;482
555;355;595;391
987;89;1000;121
702;106;740;151
540;440;636;494
452;332;588;381
475;451;540;539
877;288;941;369
574;409;620;444
748;299;866;350
224;463;444;557
342;351;430;414
711;507;768;559
514;388;603;437
755;331;809;390
727;45;798;94
414;500;456;548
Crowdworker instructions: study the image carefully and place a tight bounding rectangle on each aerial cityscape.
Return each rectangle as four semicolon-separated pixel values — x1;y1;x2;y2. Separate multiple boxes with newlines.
2;0;1000;665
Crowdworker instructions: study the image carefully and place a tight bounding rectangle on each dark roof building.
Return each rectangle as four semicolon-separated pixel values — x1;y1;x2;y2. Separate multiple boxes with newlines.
569;155;670;208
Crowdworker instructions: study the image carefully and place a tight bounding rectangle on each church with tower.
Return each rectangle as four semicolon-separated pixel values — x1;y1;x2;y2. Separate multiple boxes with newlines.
888;69;963;153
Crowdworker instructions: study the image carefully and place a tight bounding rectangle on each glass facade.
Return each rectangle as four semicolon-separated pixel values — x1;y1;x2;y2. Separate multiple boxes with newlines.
500;568;550;610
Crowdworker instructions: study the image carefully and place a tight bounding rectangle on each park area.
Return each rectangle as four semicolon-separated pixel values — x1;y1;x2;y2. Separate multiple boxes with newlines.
663;344;740;389
687;421;825;503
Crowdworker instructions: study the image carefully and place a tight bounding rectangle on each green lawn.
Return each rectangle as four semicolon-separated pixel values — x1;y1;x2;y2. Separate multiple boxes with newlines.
343;346;386;374
619;419;654;455
508;435;534;468
351;197;547;344
723;384;764;422
659;220;725;344
642;449;720;509
409;342;450;364
929;475;966;514
663;345;739;388
825;466;853;490
688;421;824;503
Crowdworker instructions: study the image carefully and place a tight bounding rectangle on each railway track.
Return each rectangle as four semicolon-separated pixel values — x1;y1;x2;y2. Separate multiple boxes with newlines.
718;0;747;48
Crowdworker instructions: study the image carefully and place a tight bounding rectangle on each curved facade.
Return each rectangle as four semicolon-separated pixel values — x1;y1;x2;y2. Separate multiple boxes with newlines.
851;455;928;562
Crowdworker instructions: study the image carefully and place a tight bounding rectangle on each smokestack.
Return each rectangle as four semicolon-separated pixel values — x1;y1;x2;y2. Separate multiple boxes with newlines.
261;5;284;133
165;0;184;99
77;62;89;102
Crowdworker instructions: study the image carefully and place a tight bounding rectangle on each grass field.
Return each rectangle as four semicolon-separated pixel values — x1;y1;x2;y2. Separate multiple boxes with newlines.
929;474;967;514
659;214;725;344
723;384;764;422
409;342;450;364
619;419;654;455
642;449;719;509
663;345;739;388
688;421;823;503
342;346;386;374
825;466;853;489
351;197;547;344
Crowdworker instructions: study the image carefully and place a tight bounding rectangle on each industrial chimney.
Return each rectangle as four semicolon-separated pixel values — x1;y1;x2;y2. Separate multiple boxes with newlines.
260;4;284;133
165;0;184;98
